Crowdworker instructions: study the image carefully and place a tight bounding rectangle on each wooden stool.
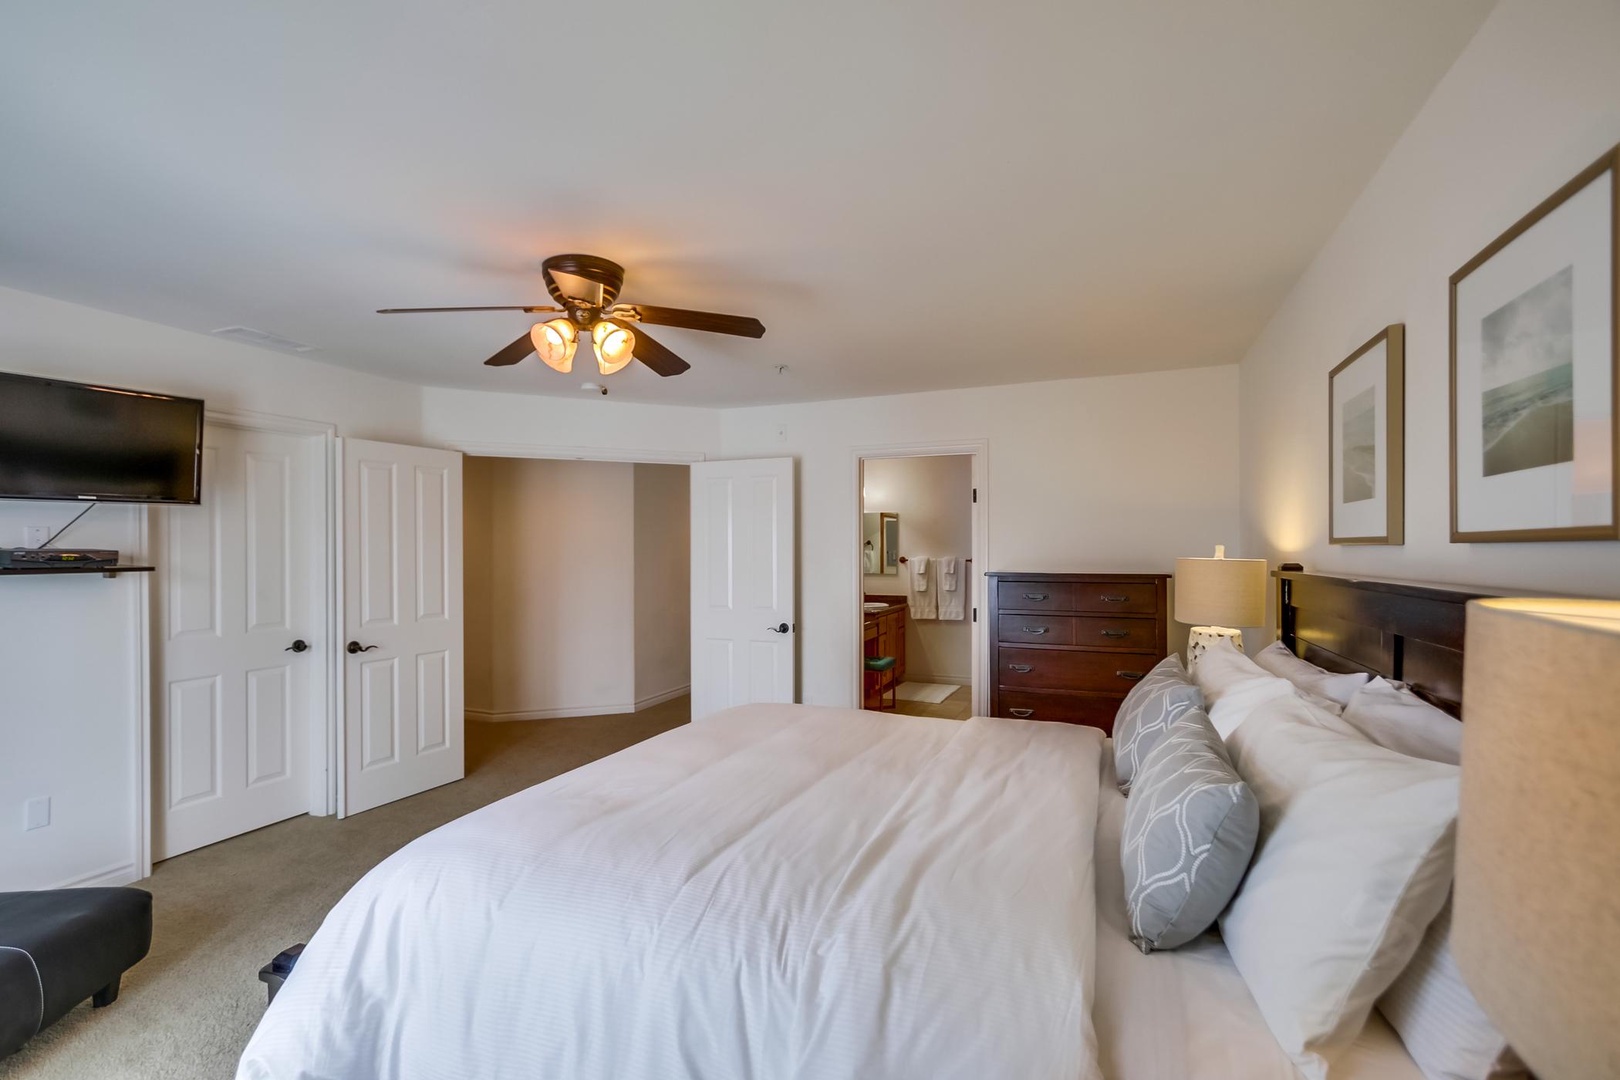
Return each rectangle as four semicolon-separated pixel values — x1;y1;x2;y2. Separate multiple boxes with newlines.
864;656;897;711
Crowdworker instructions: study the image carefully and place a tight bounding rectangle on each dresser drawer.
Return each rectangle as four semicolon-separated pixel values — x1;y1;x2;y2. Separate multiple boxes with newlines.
997;614;1076;645
998;646;1155;692
997;689;1122;733
1070;581;1159;614
997;581;1072;613
1070;616;1158;651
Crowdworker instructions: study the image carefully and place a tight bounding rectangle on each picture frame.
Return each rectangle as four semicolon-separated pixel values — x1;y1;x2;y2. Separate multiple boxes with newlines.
1329;324;1405;545
1450;144;1619;542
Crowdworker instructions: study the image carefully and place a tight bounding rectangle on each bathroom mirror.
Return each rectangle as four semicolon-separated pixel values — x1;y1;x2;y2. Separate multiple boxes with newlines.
862;512;900;575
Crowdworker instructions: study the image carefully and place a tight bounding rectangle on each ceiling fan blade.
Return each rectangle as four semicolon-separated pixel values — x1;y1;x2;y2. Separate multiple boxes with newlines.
376;305;562;314
623;323;690;377
483;332;536;367
618;304;765;339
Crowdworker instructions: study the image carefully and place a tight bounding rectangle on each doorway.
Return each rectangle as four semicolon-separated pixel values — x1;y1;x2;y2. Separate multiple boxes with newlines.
856;449;983;719
461;457;692;723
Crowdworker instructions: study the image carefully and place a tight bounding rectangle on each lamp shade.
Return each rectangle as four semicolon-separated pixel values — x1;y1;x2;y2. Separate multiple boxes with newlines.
1173;548;1266;627
531;319;577;373
1453;598;1620;1080
592;321;635;375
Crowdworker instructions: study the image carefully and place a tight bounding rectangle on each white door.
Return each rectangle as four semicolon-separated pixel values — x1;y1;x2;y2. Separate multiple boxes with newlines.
690;457;796;720
155;424;325;859
340;438;464;816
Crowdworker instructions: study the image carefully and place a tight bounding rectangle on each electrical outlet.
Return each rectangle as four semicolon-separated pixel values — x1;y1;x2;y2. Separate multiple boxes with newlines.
23;525;50;548
24;796;50;831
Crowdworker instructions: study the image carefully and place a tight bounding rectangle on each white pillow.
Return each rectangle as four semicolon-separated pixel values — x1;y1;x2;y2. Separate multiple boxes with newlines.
1192;639;1295;738
1341;678;1463;766
1219;692;1460;1080
1191;638;1271;702
1253;640;1371;706
1378;900;1527;1080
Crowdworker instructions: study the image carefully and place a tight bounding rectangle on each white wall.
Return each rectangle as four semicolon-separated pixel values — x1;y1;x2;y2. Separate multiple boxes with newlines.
722;365;1243;708
462;457;638;719
633;464;691;706
1239;0;1620;616
420;385;720;461
0;286;426;890
862;455;974;683
462;456;495;716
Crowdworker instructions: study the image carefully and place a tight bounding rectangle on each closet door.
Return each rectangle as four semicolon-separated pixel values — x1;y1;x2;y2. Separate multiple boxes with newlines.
155;424;324;858
339;438;464;816
689;458;796;719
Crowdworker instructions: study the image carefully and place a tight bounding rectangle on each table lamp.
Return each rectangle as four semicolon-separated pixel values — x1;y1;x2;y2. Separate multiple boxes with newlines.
1174;545;1267;670
1453;597;1620;1079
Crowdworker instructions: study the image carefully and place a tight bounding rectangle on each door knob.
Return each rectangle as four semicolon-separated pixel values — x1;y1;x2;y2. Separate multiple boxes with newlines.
767;623;791;634
284;639;310;653
347;641;379;654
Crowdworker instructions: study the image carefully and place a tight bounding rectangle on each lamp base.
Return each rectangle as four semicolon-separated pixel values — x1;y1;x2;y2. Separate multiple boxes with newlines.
1186;625;1245;673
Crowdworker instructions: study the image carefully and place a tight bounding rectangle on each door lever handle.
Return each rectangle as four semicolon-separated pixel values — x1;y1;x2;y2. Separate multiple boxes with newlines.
347;641;379;654
284;639;310;653
767;623;792;634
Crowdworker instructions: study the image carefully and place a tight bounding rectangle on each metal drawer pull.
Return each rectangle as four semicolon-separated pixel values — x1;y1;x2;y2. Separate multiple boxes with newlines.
1116;670;1146;681
1009;664;1033;673
1021;626;1049;635
1022;593;1049;601
1009;708;1034;718
1100;629;1129;639
1099;595;1130;603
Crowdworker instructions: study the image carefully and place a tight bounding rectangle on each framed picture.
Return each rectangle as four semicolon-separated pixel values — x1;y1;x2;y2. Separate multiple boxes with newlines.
1330;325;1405;544
1451;145;1619;542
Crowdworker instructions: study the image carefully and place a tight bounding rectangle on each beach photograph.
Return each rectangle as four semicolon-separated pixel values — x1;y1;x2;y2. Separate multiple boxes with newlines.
1480;264;1575;478
1341;385;1376;502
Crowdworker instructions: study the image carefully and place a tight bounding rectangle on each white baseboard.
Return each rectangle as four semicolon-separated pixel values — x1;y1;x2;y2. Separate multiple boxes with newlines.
467;703;635;723
906;674;971;687
54;861;141;889
635;684;691;711
466;685;690;723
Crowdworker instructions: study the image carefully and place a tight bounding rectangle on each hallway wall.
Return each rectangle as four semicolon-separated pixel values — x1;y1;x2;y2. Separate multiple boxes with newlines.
463;457;691;720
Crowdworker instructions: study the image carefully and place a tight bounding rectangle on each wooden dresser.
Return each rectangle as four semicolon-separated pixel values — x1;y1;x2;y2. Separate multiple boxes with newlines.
987;572;1171;734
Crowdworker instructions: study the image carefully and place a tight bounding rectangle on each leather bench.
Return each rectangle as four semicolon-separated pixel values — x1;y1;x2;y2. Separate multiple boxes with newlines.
0;888;152;1059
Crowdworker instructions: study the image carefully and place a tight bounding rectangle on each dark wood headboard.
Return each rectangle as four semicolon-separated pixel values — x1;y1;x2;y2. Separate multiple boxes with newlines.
1274;570;1506;718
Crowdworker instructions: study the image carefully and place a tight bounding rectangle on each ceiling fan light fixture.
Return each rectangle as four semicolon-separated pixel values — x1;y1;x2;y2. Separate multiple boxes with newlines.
532;318;577;372
592;321;636;375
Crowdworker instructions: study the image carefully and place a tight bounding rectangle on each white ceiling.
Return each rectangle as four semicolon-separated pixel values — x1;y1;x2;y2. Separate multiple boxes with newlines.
0;1;1494;406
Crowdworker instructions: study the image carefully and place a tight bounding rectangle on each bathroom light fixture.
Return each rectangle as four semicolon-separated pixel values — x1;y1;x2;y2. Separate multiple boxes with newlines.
531;318;577;373
592;321;636;375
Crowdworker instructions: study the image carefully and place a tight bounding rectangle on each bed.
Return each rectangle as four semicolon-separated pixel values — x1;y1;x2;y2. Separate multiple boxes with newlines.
239;571;1485;1080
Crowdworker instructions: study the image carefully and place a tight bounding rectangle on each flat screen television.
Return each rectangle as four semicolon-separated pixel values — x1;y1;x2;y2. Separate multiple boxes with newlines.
0;371;204;504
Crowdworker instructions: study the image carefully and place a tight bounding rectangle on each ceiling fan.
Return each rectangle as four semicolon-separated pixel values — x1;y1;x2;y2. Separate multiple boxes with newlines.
377;254;765;378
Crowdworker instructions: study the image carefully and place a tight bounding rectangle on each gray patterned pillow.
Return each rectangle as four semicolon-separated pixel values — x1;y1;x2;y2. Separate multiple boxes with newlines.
1122;707;1259;953
1112;654;1203;794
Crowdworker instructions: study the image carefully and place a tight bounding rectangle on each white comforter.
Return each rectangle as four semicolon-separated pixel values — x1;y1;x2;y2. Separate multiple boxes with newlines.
238;705;1105;1080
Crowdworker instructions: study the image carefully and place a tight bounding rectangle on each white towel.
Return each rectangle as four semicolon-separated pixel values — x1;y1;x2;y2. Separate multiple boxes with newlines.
907;558;936;620
936;557;965;621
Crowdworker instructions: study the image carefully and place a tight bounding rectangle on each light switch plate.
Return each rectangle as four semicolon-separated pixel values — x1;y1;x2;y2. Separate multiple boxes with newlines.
23;525;50;548
24;796;50;831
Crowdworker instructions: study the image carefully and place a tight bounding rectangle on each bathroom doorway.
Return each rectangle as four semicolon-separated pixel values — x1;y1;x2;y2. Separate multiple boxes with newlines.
855;448;984;719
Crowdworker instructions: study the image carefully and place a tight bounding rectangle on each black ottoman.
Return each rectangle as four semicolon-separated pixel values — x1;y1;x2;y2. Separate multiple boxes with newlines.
0;888;152;1059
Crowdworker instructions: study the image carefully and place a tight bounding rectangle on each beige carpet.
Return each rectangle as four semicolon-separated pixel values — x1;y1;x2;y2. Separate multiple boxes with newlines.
1;699;689;1080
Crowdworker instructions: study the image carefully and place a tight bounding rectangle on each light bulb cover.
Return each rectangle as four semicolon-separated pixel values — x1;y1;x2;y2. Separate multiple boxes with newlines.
532;319;577;373
592;321;636;375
